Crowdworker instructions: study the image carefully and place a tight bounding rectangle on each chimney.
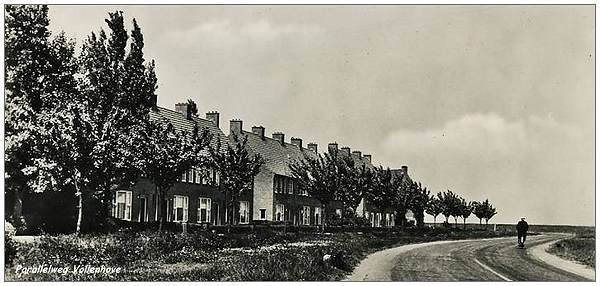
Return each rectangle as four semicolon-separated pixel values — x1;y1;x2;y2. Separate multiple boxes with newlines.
175;102;192;120
230;119;243;135
290;137;303;148
352;150;362;158
328;142;338;154
363;154;372;163
206;111;219;127
252;126;265;139
341;147;351;156
307;143;318;153
401;165;409;175
272;132;285;144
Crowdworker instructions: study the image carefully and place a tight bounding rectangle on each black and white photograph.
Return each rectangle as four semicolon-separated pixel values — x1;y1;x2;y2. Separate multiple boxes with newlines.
3;2;596;282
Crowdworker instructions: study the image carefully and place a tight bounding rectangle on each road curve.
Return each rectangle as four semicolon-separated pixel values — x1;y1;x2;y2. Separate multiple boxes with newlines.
348;233;594;281
390;233;593;281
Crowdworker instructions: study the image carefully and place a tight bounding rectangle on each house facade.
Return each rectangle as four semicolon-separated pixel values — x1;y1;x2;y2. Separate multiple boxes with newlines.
110;103;411;228
228;120;340;226
111;104;239;226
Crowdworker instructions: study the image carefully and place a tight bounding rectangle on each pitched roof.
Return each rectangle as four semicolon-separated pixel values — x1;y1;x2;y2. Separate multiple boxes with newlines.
149;107;229;153
328;148;375;170
229;130;319;176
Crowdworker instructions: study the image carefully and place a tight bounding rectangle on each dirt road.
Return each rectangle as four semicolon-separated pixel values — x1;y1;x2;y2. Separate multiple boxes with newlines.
349;233;594;281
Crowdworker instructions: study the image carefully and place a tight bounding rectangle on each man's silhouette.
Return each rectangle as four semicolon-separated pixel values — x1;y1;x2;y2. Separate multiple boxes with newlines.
516;217;529;247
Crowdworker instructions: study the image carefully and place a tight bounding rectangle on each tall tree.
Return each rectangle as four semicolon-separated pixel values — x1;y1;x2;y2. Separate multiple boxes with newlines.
5;5;78;229
73;10;157;230
408;182;430;228
337;154;370;214
459;198;474;230
290;151;339;231
482;199;497;226
437;190;455;225
366;167;395;224
472;201;486;227
390;171;412;227
426;194;443;228
140;118;211;231
211;133;263;229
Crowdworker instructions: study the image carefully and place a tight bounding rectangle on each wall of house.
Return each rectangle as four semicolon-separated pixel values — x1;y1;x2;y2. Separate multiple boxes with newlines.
252;166;275;222
123;178;227;225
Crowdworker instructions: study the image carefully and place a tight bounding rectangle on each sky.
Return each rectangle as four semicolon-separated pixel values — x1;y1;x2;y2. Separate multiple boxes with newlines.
47;5;595;226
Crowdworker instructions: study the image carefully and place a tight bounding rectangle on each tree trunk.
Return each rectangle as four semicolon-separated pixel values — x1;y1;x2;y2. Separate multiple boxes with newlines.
463;218;467;230
454;217;458;228
321;204;326;233
75;180;83;235
433;216;436;228
157;187;165;232
12;187;23;225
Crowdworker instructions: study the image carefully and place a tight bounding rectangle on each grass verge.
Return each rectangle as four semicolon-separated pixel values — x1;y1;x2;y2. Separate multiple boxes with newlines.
547;230;595;268
5;227;515;281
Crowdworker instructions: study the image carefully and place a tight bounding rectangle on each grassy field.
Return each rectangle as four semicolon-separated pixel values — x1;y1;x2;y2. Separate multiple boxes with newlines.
547;228;595;268
5;227;515;281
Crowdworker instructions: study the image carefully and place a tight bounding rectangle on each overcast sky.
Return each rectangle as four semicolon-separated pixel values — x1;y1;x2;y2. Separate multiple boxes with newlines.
48;5;594;226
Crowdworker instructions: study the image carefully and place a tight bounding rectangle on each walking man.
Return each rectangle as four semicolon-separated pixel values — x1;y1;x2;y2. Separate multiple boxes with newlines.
516;217;529;248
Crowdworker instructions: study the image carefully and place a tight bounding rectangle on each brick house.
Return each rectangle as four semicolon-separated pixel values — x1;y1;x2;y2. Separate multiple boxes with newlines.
110;103;412;228
111;103;235;226
228;120;338;225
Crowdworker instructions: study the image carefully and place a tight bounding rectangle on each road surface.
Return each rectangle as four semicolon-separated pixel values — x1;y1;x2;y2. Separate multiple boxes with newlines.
390;233;593;281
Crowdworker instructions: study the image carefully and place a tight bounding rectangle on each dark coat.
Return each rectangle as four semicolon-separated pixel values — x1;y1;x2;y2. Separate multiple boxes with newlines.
516;220;529;233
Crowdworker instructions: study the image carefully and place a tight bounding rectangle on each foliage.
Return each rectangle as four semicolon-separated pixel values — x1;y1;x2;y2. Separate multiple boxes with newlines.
437;190;460;224
407;182;430;228
4;5;78;229
425;195;443;226
210;133;263;226
458;198;474;229
73;10;158;231
548;235;595;268
289;152;339;225
473;199;497;225
139;114;212;231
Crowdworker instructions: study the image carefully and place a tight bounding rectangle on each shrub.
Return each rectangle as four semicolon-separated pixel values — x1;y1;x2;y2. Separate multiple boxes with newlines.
5;234;16;266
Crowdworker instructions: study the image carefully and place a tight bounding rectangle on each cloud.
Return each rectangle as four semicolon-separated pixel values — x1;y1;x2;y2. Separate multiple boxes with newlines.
379;113;593;225
382;113;578;157
165;19;323;47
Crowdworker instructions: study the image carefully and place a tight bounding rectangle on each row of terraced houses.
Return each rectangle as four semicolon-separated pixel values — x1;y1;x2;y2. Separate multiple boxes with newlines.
111;102;413;228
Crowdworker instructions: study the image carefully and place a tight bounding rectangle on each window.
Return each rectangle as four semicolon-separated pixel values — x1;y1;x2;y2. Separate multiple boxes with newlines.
390;214;395;227
386;213;391;227
202;168;210;185
260;209;266;220
198;197;211;223
302;206;311;225
195;168;202;184
239;201;249;224
314;207;322;225
275;204;285;222
181;172;186;182
214;171;220;186
285;179;293;194
113;191;132;221
375;213;382;227
187;169;194;183
173;195;188;222
335;208;342;218
274;176;284;193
